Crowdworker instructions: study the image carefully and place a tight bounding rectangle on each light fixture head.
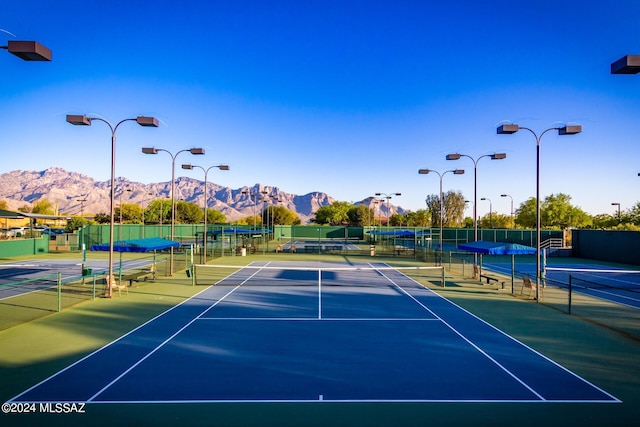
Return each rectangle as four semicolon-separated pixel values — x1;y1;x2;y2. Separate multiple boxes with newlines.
190;148;205;155
136;116;159;127
418;169;430;175
497;124;519;134
453;169;465;175
611;55;640;74
7;40;52;61
491;153;507;160
66;114;91;126
558;125;582;135
446;154;461;160
142;147;158;154
181;164;194;170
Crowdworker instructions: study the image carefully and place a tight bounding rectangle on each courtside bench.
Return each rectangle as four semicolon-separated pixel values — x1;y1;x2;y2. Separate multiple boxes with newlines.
480;273;507;289
122;267;156;287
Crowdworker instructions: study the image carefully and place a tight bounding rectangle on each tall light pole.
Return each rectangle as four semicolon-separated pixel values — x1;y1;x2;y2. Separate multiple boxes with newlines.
182;163;229;263
418;169;464;265
67;115;158;297
446;153;506;242
611;202;621;225
501;194;514;228
480;197;493;228
242;190;259;230
374;192;401;228
142;147;205;275
497;123;582;300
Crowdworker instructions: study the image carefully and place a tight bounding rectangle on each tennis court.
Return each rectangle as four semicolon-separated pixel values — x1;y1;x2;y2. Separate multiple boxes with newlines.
0;258;155;300
8;261;617;404
481;258;640;309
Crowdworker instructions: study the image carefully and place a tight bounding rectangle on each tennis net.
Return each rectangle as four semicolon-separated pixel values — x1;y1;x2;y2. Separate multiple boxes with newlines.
545;267;640;293
191;263;445;288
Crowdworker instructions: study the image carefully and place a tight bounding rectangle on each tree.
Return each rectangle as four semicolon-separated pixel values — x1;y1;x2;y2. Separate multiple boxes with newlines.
269;206;301;225
93;213;111;224
478;213;513;229
65;216;88;232
405;209;431;227
0;200;8;210
425;191;466;227
205;208;226;224
176;201;203;224
32;199;55;215
312;202;351;225
146;199;171;224
115;203;143;224
348;205;375;226
515;193;592;229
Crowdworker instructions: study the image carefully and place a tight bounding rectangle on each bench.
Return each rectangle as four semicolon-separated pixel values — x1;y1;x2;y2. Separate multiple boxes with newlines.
480;274;506;288
122;267;155;287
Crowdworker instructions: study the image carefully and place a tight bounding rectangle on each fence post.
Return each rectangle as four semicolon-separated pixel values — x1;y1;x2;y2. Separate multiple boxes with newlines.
57;272;62;312
568;275;573;314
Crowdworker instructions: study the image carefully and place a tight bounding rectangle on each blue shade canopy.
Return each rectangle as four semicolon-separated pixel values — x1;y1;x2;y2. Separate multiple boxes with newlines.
367;230;431;237
91;238;180;253
457;241;536;255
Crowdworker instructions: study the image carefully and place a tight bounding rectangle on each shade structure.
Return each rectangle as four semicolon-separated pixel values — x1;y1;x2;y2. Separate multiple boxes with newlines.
367;230;431;237
457;241;536;255
91;238;180;253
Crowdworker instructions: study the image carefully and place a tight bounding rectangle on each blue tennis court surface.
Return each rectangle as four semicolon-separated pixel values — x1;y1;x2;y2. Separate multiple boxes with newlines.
0;258;153;300
482;259;640;309
10;261;618;404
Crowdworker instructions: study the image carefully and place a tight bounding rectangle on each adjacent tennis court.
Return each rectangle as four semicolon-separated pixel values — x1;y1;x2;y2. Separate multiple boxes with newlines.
9;261;617;404
481;258;640;309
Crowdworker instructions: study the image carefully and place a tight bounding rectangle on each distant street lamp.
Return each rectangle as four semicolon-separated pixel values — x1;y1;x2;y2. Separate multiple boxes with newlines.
182;163;229;263
142;147;204;275
446;152;506;269
418;169;464;264
67;114;158;297
497;123;582;301
375;192;401;228
501;194;514;228
480;197;493;228
612;202;621;224
242;190;260;230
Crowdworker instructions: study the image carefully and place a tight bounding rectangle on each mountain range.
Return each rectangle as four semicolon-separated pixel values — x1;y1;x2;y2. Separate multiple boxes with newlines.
0;168;405;223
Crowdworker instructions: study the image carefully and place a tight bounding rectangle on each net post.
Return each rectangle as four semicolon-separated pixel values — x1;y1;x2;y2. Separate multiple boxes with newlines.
57;272;62;312
568;274;573;315
441;266;445;287
92;276;96;300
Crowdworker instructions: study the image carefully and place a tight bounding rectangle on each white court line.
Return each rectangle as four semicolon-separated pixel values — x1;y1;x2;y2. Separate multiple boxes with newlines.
370;262;548;401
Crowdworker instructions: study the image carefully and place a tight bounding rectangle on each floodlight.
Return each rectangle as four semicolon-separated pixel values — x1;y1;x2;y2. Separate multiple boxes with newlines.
6;40;52;61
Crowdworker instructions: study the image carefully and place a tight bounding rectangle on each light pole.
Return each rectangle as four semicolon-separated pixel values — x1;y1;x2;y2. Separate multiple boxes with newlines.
446;153;506;242
611;202;621;225
182;163;229;263
142;147;205;275
418;169;464;265
67;114;158;297
242;190;260;230
480;197;493;229
375;192;401;228
497;123;582;301
501;194;514;229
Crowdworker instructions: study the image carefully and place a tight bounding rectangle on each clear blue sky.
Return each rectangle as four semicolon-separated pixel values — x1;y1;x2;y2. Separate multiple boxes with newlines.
2;0;640;218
